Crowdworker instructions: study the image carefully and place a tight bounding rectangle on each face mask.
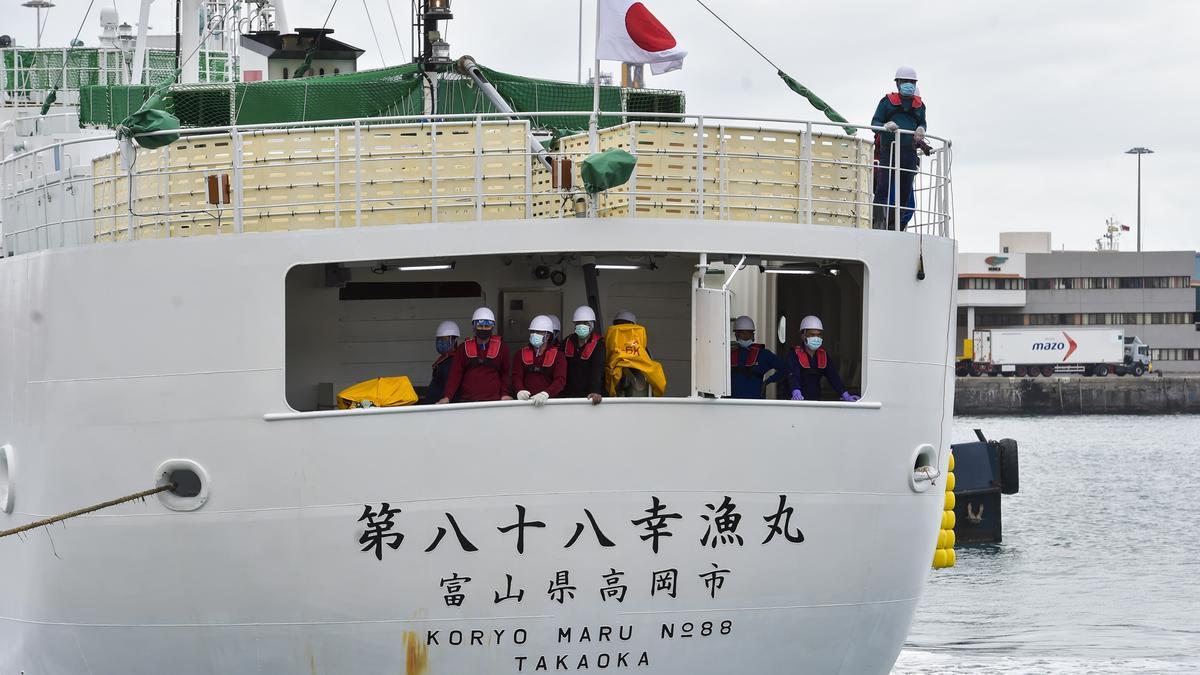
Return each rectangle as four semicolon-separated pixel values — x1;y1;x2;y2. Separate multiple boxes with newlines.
436;338;455;354
898;82;916;97
575;324;592;339
474;328;493;340
736;339;753;349
529;333;545;348
806;336;824;351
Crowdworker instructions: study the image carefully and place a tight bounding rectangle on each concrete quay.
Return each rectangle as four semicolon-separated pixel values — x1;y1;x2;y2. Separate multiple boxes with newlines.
954;375;1200;415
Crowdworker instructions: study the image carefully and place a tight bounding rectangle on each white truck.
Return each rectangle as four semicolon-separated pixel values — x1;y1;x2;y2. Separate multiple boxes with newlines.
958;329;1152;377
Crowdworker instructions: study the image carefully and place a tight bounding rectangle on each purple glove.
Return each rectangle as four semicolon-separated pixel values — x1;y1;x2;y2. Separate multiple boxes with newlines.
841;392;860;402
791;389;804;401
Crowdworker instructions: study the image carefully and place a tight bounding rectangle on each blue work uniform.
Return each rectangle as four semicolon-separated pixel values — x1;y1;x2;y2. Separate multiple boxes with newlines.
872;92;927;230
424;352;455;404
787;347;847;401
730;344;787;399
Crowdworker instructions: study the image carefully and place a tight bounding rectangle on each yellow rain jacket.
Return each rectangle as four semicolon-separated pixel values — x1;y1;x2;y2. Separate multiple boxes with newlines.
337;376;419;409
604;324;667;397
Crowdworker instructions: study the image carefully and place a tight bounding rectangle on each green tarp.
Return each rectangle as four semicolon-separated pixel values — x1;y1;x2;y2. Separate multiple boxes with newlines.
581;148;637;193
117;69;181;149
777;70;856;135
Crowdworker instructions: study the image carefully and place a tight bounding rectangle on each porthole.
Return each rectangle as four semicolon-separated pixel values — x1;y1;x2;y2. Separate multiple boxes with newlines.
155;459;210;512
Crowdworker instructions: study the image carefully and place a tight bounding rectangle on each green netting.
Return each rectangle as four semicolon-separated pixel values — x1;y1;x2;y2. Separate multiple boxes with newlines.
79;85;156;128
79;62;685;133
2;47;231;101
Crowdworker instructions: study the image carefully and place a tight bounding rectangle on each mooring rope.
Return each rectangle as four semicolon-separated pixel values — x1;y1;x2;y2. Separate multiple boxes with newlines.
0;483;175;540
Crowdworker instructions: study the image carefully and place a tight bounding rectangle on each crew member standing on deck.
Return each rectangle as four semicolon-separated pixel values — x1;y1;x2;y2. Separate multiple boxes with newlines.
871;66;927;230
787;315;860;402
438;307;513;403
424;320;460;404
513;315;567;406
563;305;605;404
729;315;786;399
549;314;564;347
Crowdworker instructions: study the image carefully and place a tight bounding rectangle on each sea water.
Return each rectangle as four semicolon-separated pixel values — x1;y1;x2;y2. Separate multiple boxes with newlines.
894;415;1200;674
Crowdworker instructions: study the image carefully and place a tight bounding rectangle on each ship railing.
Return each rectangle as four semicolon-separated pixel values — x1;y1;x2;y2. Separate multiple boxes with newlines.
0;111;953;256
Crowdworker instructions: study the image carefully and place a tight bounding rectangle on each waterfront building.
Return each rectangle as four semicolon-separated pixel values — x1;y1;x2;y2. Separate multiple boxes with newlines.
958;233;1200;373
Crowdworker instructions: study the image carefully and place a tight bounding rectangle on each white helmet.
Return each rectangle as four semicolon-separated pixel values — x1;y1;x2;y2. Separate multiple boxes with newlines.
549;315;562;333
614;309;638;324
435;320;461;338
471;307;496;324
799;315;824;332
572;305;597;323
895;65;918;81
733;315;755;332
529;315;554;332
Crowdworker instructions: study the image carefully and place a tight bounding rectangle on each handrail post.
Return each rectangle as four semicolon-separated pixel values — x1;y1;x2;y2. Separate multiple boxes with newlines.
891;136;901;231
231;127;244;234
718;123;728;220
353;121;363;227
160;146;170;237
802;122;813;224
628;122;638;219
430;121;439;223
333;127;342;227
474;116;484;221
695;116;705;219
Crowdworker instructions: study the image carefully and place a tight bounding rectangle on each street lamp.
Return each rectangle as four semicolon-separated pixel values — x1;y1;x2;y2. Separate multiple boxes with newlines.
22;0;56;49
1125;146;1153;252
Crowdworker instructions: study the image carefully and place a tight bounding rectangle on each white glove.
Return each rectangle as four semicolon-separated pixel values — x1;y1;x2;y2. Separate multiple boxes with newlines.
516;390;531;401
914;126;926;142
531;391;550;407
883;121;898;132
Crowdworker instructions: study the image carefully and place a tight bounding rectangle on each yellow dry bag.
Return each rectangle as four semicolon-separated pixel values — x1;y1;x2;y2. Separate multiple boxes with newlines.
604;324;667;397
337;376;419;409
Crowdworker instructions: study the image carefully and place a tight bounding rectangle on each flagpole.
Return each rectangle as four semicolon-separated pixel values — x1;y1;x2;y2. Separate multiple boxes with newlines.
590;0;601;157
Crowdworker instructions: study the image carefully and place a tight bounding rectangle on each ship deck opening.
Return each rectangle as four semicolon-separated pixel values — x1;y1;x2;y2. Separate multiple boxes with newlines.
284;252;865;411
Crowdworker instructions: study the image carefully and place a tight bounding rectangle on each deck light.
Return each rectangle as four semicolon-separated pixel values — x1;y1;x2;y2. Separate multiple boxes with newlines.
397;263;454;272
429;38;452;64
763;268;817;275
594;264;642;271
426;0;453;19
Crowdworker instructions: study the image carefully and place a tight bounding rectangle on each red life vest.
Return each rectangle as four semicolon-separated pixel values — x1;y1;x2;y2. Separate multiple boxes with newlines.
520;345;560;373
565;335;600;361
793;346;828;372
886;92;923;108
463;336;503;370
731;344;762;368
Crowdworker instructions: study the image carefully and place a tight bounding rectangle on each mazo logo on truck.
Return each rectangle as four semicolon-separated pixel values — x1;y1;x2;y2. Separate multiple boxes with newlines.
1028;332;1079;361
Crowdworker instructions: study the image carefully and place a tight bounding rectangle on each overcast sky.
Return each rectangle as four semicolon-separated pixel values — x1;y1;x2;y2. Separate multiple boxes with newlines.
17;0;1200;254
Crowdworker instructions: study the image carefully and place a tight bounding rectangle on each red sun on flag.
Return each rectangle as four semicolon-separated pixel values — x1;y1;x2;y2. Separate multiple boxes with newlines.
625;2;678;52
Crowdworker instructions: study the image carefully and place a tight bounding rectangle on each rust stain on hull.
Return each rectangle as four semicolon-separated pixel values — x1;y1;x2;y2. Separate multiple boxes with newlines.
404;630;429;675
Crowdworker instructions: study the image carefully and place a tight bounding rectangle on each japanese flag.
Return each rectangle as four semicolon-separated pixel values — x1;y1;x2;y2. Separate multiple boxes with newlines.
597;0;688;75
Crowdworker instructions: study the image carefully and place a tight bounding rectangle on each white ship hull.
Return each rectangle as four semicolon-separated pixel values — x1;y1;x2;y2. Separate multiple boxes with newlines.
0;219;956;674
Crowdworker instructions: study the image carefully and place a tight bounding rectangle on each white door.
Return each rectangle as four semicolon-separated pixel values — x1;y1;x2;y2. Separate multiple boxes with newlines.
692;286;731;397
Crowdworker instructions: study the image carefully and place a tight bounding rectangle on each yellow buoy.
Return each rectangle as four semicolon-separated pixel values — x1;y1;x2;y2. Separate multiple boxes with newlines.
948;453;955;472
947;548;956;566
946;472;956;491
944;490;956;511
946;529;956;548
936;530;946;549
943;510;956;530
933;549;948;568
